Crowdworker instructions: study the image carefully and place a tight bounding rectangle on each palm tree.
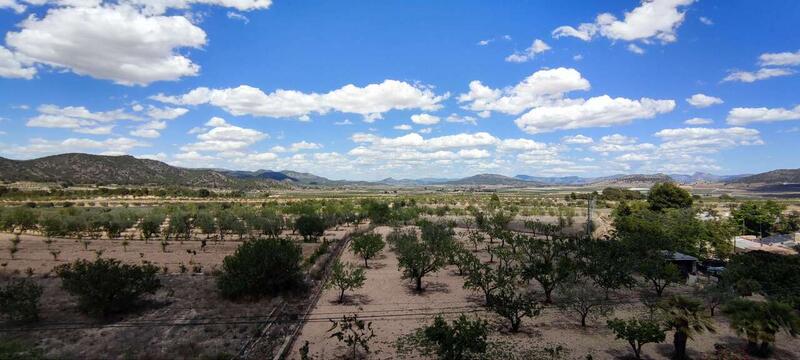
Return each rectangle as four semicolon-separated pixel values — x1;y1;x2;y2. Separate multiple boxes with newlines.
660;295;715;360
722;299;800;357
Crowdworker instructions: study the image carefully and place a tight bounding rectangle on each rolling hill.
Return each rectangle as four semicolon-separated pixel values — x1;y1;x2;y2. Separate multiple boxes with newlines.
0;153;236;187
730;169;800;184
444;174;538;186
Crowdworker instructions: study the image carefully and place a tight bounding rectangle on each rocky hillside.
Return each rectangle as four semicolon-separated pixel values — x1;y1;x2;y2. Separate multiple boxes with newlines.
730;169;800;184
0;153;236;187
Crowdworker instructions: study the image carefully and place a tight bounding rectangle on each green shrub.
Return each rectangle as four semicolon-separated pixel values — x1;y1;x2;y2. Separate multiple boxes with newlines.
217;238;304;299
423;314;489;360
56;258;161;317
0;279;43;323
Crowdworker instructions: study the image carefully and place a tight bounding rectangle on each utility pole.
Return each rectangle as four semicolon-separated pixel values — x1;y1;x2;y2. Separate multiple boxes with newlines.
586;194;594;240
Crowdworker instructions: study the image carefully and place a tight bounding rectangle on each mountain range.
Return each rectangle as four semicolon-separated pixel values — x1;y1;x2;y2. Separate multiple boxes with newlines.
0;153;798;189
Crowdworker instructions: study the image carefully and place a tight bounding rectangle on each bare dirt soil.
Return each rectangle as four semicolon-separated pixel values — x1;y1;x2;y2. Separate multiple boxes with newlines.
290;226;800;360
0;225;362;359
0;227;342;275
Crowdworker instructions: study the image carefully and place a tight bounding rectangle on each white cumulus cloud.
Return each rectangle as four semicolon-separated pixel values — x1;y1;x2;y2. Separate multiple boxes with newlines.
6;4;207;86
152;80;448;121
552;0;694;44
505;39;551;63
727;105;800;125
514;95;675;134
686;93;723;108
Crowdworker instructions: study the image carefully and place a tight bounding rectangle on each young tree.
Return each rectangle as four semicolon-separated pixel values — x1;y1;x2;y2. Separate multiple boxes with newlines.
518;234;578;303
217;238;303;299
0;279;43;323
722;299;800;357
451;246;479;276
698;282;735;317
328;314;376;359
556;278;614;327
488;282;541;333
607;317;666;360
350;233;385;268
56;258;161;317
647;182;693;212
659;295;715;360
326;260;366;303
466;229;484;252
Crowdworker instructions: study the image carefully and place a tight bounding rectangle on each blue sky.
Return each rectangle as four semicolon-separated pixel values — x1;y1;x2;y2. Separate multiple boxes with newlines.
0;0;799;180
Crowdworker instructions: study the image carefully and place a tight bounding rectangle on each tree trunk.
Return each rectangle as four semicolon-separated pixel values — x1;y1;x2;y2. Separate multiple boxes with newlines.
544;288;553;304
580;313;587;327
364;257;369;268
630;341;642;360
673;331;688;360
339;289;345;303
758;341;771;357
511;318;520;332
415;277;423;292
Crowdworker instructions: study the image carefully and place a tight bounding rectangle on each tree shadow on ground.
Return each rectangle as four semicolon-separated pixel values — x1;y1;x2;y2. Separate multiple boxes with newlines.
404;281;450;296
362;261;387;270
604;348;659;360
327;293;373;306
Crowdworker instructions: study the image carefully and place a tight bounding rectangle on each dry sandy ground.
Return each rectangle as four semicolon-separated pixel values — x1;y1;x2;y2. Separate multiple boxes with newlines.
290;226;800;360
3;274;281;359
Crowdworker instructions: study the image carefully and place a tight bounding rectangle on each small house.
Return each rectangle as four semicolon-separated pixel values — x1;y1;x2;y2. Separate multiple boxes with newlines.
661;250;698;277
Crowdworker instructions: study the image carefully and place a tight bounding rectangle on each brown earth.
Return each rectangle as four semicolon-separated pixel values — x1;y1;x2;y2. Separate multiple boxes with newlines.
289;226;800;360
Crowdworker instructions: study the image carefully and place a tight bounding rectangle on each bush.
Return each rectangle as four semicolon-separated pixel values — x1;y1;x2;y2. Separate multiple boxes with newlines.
0;279;43;322
607;317;665;360
217;238;304;299
423;314;489;360
56;258;161;317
